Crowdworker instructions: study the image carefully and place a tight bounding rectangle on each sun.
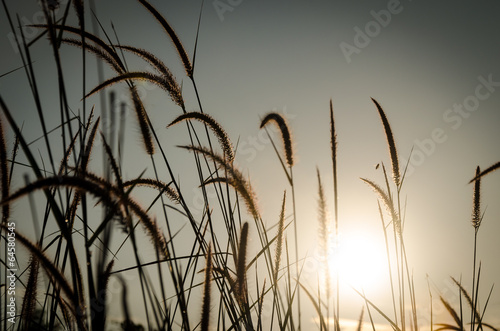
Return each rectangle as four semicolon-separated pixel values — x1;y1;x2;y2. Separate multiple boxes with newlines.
328;228;388;292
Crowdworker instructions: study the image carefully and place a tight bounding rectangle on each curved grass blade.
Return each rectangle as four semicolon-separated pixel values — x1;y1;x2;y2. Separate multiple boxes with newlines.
469;161;500;183
297;282;327;331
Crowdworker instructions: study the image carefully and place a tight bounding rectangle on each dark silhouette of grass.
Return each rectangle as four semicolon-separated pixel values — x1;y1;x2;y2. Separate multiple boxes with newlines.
0;1;498;330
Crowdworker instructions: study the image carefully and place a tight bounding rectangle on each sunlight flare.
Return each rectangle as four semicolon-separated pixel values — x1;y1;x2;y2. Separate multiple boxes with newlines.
328;229;387;292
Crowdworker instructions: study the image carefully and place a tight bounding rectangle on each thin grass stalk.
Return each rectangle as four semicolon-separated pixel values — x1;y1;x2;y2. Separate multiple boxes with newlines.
298;282;328;331
317;168;330;330
330;99;340;331
148;155;182;322
0;116;10;223
363;289;376;331
471;166;481;331
317;274;323;331
0;96;87;328
270;192;287;328
289;164;302;330
201;244;213;331
0;224;86;330
260;112;301;328
356;306;365;331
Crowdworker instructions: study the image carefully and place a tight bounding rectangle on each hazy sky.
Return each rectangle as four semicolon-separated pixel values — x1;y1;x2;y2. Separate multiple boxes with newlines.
2;0;500;328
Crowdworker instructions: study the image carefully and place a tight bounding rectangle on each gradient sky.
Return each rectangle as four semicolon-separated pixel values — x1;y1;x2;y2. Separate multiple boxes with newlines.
2;0;500;329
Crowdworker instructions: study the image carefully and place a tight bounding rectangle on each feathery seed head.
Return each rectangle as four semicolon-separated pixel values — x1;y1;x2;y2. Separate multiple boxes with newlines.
260;112;294;167
472;166;482;229
371;98;400;188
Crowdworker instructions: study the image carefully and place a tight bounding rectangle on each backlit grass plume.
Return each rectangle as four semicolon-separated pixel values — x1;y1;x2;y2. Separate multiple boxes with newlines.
371;98;400;188
179;145;259;219
19;256;39;329
316;168;332;308
273;191;286;284
138;0;193;78
235;222;249;305
123;178;180;204
168;112;235;162
201;244;213;331
472;166;482;229
361;177;401;237
85;71;184;110
260;112;294;167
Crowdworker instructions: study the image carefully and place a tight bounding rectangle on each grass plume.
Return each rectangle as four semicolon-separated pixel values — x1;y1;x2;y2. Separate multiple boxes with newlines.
361;177;400;236
260;112;294;167
180;145;259;219
235;222;249;305
316;168;330;296
20;256;39;328
371;98;400;188
138;0;193;78
168;112;234;162
201;244;213;331
472;166;482;229
274;191;286;284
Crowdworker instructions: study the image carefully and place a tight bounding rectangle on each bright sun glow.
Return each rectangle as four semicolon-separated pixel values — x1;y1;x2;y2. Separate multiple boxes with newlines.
328;230;387;292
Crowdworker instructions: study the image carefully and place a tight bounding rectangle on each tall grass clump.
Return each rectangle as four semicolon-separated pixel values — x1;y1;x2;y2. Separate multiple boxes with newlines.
0;1;499;331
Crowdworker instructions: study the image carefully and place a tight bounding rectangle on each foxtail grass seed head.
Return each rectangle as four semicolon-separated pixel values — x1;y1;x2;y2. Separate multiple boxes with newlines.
138;0;193;78
472;166;482;229
236;222;249;304
361;178;401;237
371;98;400;188
20;256;39;325
201;244;212;331
330;99;337;167
274;191;286;284
168;112;234;162
181;145;259;218
260;112;294;167
316;168;329;259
